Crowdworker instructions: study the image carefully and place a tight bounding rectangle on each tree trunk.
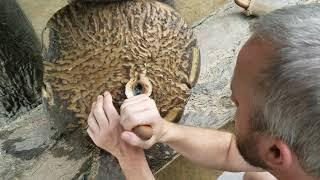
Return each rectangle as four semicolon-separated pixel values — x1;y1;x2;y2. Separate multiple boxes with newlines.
0;0;43;119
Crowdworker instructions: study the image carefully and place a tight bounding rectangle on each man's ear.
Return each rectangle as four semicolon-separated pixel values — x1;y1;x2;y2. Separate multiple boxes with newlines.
261;137;293;170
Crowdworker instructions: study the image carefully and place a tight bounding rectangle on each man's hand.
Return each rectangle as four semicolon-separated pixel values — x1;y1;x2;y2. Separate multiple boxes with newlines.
87;92;155;180
87;91;143;159
120;94;168;149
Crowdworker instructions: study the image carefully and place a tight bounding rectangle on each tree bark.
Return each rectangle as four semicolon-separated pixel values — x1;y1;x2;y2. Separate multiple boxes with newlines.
0;0;43;119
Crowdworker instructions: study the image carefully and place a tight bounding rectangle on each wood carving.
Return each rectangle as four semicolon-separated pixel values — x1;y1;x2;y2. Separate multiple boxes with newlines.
43;0;200;134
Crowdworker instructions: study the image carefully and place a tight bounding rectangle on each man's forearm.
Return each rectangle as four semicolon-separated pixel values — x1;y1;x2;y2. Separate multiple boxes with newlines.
159;121;259;172
118;155;155;180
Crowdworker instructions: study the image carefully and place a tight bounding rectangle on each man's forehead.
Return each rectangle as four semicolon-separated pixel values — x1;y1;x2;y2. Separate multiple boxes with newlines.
232;36;275;91
238;36;273;65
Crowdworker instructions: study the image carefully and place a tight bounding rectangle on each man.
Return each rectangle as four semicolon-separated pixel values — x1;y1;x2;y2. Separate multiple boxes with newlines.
86;4;320;180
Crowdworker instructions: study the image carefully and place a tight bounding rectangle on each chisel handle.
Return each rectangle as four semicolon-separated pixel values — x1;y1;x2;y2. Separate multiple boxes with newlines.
132;125;153;140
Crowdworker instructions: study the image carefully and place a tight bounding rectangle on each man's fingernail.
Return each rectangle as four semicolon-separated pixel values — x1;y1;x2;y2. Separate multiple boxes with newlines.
104;91;110;96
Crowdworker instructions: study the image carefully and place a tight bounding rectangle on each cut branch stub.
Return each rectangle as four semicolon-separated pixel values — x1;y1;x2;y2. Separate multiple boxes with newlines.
125;74;153;98
43;0;200;134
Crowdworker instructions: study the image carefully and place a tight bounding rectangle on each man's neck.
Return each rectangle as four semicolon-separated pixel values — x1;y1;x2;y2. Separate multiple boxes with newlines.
272;169;317;180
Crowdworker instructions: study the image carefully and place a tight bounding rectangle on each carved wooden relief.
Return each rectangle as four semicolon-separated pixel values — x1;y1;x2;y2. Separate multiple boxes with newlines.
43;0;200;133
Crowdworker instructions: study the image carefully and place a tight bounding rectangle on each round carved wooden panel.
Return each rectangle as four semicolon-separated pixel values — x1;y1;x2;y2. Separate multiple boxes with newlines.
43;0;200;133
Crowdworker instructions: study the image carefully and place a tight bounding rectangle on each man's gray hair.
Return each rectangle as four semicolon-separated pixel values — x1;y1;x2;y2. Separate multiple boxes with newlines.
250;4;320;176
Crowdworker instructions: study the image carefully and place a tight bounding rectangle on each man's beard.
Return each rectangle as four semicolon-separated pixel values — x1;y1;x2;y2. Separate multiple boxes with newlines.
236;131;269;169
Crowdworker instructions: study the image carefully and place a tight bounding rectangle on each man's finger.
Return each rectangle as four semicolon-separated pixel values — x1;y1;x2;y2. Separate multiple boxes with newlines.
121;103;148;116
121;131;146;148
103;91;119;127
120;110;154;131
91;101;96;111
93;95;109;126
143;135;157;149
87;127;95;140
123;94;149;103
87;112;99;132
120;104;148;129
120;99;149;119
120;95;149;113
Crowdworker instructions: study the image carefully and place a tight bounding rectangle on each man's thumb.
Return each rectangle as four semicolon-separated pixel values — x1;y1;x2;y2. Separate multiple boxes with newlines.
121;131;145;148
